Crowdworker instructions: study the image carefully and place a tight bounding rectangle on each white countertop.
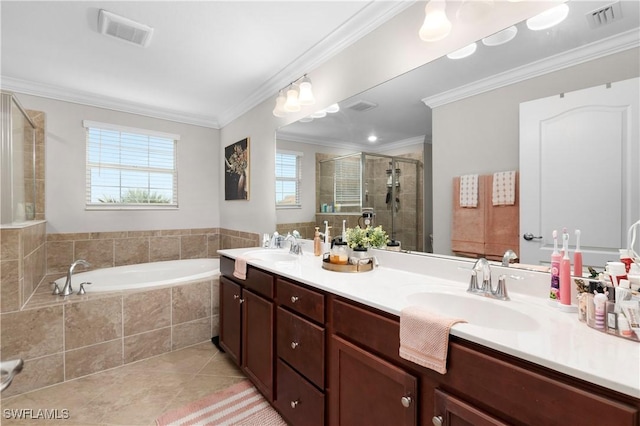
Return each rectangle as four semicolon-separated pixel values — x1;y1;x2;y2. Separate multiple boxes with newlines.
218;247;640;399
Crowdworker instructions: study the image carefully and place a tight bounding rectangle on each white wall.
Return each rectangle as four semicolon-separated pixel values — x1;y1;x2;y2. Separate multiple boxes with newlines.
17;94;220;233
432;48;640;255
220;1;555;234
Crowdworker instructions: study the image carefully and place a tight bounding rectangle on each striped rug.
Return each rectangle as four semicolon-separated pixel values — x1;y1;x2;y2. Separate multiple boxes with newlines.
156;380;287;426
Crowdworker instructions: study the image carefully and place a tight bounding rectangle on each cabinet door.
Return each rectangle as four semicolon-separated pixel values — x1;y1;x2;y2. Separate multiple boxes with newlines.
330;335;417;426
220;276;242;365
433;389;508;426
243;288;274;402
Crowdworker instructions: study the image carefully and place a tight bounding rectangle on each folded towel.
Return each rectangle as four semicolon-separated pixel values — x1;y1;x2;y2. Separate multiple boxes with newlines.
492;171;516;206
399;305;466;374
459;174;478;208
233;256;248;280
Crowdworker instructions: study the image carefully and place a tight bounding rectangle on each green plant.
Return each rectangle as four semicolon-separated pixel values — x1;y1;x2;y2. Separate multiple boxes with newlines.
345;225;389;249
98;189;171;204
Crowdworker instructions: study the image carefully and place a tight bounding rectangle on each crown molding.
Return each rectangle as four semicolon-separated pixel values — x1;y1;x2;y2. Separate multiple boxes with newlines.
422;29;640;109
1;76;220;128
277;134;426;154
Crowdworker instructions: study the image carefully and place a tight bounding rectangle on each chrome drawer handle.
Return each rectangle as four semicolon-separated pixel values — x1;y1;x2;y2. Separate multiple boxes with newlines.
233;294;240;299
291;296;299;303
432;415;443;426
291;341;299;349
290;400;299;409
401;396;412;408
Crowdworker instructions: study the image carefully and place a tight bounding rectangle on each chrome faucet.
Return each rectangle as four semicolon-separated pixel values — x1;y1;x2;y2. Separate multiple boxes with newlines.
502;249;518;267
269;232;284;249
285;231;303;255
467;258;509;301
61;259;90;296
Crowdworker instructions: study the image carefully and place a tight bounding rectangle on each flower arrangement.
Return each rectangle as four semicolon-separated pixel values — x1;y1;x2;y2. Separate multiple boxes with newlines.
225;144;247;175
345;225;389;249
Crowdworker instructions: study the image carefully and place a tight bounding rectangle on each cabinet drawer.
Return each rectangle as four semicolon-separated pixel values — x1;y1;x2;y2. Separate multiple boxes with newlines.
276;359;324;426
277;278;325;323
220;256;274;299
277;307;325;388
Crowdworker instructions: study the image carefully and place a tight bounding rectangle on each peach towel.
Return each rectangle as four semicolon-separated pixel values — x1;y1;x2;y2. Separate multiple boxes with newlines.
233;256;248;280
492;171;516;206
399;306;466;374
459;174;478;208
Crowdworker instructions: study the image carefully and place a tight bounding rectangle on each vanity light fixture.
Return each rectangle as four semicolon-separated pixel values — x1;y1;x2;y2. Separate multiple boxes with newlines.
446;42;477;59
272;74;316;117
482;25;518;46
419;0;452;42
526;3;570;31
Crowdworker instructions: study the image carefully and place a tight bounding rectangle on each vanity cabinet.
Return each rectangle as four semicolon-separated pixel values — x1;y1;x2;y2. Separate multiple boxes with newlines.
219;256;275;401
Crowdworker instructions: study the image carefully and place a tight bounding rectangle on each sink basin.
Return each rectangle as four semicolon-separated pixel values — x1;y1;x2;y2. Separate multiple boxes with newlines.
406;292;539;332
244;250;298;263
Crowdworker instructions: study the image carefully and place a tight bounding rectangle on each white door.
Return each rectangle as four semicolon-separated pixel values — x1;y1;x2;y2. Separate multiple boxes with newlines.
520;77;639;268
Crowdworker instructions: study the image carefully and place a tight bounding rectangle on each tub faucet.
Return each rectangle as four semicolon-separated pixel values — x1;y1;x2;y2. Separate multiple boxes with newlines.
61;259;90;296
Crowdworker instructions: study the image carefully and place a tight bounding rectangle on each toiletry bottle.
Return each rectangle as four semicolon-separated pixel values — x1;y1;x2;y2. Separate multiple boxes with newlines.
313;227;322;256
574;229;583;277
549;230;561;304
559;229;572;307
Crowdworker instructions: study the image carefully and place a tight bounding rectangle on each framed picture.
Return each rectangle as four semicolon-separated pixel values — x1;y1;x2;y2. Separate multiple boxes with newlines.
224;137;250;200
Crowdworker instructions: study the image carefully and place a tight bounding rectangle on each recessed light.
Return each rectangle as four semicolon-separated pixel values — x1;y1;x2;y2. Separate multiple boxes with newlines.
446;42;477;60
325;103;340;113
310;109;327;118
482;25;518;46
299;117;314;123
526;4;569;31
368;135;378;143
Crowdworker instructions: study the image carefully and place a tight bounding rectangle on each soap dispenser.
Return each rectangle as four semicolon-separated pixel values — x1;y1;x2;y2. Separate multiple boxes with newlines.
314;227;322;256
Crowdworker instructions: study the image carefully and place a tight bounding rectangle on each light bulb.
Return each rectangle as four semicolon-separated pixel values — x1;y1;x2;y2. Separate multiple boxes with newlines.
368;135;378;143
284;84;300;112
298;76;315;106
526;4;569;31
272;90;287;117
419;1;451;42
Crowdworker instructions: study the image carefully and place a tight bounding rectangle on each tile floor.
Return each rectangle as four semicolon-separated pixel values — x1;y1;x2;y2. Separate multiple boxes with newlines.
0;342;246;425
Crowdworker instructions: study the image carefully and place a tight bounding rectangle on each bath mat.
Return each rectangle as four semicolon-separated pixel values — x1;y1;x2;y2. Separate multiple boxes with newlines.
155;380;287;426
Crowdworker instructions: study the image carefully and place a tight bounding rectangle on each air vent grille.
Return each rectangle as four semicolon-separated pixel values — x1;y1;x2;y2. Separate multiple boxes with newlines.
345;100;378;112
586;1;623;29
98;9;154;47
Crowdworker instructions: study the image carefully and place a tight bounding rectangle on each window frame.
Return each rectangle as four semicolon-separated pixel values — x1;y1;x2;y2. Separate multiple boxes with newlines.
83;120;179;210
275;149;302;209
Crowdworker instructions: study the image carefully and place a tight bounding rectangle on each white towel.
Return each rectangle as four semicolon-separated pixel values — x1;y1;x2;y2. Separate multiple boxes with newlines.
492;171;516;206
459;174;478;208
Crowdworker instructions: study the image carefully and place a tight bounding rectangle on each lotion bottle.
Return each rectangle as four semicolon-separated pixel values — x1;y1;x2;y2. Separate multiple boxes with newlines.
549;230;561;305
574;229;583;277
559;228;572;309
313;227;322;256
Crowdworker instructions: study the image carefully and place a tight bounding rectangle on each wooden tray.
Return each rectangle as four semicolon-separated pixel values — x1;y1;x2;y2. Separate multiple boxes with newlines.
321;254;374;273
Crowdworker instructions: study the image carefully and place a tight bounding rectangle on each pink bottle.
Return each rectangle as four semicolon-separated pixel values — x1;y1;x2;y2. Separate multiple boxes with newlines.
573;229;583;277
560;229;572;307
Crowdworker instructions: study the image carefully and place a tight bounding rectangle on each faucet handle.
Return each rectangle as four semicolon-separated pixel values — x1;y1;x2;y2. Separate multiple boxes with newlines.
492;275;509;301
51;282;61;295
77;282;92;295
467;270;479;293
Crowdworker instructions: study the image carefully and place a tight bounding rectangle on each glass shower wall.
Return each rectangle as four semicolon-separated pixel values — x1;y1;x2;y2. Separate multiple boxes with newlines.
1;92;36;225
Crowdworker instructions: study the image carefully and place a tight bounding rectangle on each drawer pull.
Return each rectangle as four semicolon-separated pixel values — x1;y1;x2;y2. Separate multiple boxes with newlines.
291;296;299;303
290;399;299;409
290;341;299;349
401;396;412;408
432;415;443;426
233;294;240;300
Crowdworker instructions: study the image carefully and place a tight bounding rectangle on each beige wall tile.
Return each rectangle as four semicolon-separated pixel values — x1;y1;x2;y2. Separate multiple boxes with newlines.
172;317;211;350
124;327;171;364
123;288;171;336
207;234;220;258
180;234;207;259
74;239;114;269
128;230;162;238
172;281;211;325
161;229;189;236
1;229;21;261
211;278;220;316
114;238;149;266
47;233;89;241
46;241;74;274
65;339;123;380
211;314;220;337
1;306;64;359
90;231;127;240
1;260;21;313
2;353;64;397
149;236;180;262
64;297;122;350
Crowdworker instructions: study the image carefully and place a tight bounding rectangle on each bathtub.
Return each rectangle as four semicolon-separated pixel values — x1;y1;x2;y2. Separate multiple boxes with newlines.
54;258;220;292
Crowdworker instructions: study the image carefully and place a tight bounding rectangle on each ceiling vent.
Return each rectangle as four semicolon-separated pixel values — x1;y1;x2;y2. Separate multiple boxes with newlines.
98;9;154;48
345;100;378;112
586;1;623;29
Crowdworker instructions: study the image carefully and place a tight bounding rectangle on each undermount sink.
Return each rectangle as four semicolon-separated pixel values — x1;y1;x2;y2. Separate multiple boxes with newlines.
406;292;539;332
244;250;298;263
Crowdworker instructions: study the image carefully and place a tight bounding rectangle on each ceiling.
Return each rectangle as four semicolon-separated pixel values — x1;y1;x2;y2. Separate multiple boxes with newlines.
277;0;640;150
0;1;412;128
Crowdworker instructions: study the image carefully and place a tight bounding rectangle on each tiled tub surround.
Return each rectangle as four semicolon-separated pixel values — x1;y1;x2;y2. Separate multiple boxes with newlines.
0;275;220;397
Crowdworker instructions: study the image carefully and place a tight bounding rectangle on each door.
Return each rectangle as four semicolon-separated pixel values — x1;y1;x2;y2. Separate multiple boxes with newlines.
242;288;274;402
219;276;242;365
519;77;639;267
433;389;509;426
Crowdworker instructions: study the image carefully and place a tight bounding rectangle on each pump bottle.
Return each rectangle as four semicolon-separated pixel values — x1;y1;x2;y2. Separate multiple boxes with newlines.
313;227;322;256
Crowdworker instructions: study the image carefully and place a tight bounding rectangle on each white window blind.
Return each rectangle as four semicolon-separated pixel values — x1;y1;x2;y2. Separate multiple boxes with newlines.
275;151;302;208
335;157;361;206
84;121;178;209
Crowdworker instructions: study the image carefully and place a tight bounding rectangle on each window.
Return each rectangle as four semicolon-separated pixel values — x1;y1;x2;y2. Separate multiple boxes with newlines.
275;150;302;208
84;120;179;209
334;157;361;206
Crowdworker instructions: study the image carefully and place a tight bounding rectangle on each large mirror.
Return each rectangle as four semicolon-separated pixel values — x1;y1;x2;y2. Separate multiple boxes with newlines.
276;0;640;264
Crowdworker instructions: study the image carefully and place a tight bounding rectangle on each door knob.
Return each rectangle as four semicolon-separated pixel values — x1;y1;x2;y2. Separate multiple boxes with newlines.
432;415;443;426
401;396;412;408
523;233;543;241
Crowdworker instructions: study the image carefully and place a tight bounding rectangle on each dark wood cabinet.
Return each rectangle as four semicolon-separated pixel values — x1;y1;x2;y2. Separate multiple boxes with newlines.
433;389;508;426
219;276;242;365
243;288;274;401
329;335;417;426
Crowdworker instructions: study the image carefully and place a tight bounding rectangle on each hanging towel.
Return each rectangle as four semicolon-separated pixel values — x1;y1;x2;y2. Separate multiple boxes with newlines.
233;256;248;280
492;171;516;206
399;305;466;374
459;174;478;208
